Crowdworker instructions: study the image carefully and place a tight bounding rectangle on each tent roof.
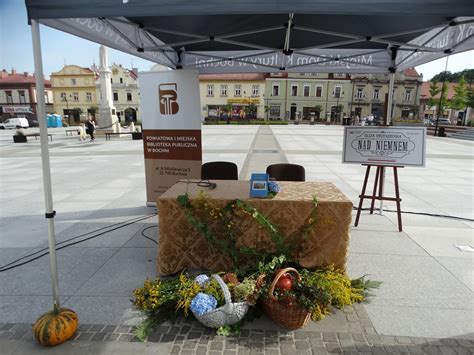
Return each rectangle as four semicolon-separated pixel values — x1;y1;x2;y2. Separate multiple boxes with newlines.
25;1;474;74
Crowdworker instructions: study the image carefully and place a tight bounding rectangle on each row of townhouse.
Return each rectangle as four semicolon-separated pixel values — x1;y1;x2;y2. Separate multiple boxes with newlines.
0;69;54;123
200;69;423;122
50;64;140;125
1;65;428;126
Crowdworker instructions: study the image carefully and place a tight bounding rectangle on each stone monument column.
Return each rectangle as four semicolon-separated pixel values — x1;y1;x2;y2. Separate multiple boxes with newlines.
98;45;118;132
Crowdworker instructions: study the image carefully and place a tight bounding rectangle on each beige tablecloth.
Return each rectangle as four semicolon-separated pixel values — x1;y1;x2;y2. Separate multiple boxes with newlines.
157;180;352;275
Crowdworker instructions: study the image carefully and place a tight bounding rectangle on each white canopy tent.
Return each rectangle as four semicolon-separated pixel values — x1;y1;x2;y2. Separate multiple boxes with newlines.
24;0;474;311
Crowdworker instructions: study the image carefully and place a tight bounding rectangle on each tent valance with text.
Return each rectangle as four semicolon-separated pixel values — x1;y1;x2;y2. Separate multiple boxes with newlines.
25;0;474;73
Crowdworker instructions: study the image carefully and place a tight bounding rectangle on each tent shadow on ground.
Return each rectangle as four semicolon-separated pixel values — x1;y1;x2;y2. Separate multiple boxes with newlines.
0;206;156;224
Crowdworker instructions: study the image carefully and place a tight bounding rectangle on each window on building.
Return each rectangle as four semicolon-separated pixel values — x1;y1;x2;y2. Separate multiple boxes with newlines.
113;92;118;101
207;84;214;96
334;73;346;78
44;92;49;104
334;85;342;98
86;92;92;102
120;78;123;84
291;84;298;96
373;88;380;100
355;87;364;99
71;78;76;86
110;78;113;84
60;92;67;102
235;85;241;97
19;91;26;104
315;85;323;97
272;84;279;96
127;92;132;101
303;84;310;97
220;85;228;97
252;85;259;97
72;92;79;102
6;91;13;104
404;89;412;101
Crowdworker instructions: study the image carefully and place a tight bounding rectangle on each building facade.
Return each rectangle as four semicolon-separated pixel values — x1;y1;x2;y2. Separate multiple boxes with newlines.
93;63;140;123
0;69;54;124
199;73;267;120
264;72;353;122
51;65;98;125
350;69;422;121
419;81;473;125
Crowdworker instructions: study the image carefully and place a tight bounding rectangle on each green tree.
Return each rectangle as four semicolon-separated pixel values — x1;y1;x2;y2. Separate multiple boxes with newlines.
313;104;323;119
450;76;468;124
428;81;448;120
244;103;257;118
88;106;98;119
467;88;474;109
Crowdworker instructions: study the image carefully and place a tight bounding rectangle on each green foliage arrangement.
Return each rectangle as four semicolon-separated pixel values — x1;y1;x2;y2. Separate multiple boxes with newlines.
177;192;318;272
132;193;381;340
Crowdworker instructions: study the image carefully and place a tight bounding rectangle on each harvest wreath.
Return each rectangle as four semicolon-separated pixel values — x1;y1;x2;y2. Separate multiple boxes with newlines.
132;193;380;338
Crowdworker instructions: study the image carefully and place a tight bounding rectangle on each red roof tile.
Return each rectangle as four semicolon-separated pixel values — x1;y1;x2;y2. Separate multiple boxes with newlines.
403;68;420;77
0;71;51;85
420;81;457;100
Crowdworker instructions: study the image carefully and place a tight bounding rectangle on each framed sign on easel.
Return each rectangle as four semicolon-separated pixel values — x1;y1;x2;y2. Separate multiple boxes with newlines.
342;127;426;232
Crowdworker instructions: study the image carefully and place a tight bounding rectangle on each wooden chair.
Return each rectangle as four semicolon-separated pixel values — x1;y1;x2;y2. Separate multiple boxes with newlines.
201;161;238;180
266;163;305;182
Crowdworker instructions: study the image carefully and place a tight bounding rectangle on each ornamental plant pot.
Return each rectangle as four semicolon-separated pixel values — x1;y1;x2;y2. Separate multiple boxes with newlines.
13;135;27;143
132;132;143;140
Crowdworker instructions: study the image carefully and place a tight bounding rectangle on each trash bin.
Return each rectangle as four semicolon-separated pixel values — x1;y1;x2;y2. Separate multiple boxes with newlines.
438;127;446;137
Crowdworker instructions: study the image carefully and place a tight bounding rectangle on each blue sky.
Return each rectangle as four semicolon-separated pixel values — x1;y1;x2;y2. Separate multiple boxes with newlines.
1;0;472;79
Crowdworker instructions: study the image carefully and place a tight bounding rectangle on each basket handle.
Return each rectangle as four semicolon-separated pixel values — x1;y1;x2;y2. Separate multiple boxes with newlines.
268;267;301;301
211;274;234;314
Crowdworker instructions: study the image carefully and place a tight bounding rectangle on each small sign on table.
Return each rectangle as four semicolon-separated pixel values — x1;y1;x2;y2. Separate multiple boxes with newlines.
250;173;269;198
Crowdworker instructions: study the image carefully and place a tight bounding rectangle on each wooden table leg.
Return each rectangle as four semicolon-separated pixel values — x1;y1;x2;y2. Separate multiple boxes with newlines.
355;165;371;227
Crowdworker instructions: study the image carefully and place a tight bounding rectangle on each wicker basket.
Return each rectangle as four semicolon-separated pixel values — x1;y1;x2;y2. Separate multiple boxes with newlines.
192;274;249;328
259;267;311;330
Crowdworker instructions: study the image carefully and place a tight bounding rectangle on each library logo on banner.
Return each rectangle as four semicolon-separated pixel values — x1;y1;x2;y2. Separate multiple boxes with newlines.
159;83;179;115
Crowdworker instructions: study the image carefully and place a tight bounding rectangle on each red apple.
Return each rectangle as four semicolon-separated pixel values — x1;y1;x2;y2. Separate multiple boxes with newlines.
275;275;293;292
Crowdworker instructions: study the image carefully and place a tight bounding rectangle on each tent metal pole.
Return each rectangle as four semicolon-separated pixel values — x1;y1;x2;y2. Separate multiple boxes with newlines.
387;73;395;125
379;72;396;215
31;19;60;311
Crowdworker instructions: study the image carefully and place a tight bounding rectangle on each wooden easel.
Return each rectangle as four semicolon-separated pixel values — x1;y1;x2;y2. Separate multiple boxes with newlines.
354;164;403;232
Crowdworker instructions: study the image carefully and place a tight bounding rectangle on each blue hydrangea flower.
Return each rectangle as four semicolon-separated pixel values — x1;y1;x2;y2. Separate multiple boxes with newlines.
268;181;280;193
194;274;210;287
190;292;217;316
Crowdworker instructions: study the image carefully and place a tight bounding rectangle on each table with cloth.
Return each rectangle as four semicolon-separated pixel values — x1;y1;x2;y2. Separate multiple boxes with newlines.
157;180;352;276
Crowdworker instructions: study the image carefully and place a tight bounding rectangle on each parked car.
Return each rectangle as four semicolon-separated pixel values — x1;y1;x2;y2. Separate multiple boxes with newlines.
431;118;451;125
0;117;29;129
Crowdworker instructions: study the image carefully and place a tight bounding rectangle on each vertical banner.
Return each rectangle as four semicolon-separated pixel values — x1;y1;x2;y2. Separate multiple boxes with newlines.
139;70;202;204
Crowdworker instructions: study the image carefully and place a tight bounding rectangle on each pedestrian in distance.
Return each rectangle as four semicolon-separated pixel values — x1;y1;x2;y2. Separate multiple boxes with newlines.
86;117;96;142
354;115;360;126
77;122;87;141
368;114;374;126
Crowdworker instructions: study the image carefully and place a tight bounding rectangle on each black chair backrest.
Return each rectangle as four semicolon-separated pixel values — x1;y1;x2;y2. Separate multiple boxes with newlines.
266;163;305;182
201;161;238;180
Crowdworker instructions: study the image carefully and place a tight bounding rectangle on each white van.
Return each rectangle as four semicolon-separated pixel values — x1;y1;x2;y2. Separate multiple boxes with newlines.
0;117;29;129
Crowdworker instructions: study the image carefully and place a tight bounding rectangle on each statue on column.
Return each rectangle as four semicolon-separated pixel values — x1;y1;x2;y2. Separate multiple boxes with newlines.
98;45;118;132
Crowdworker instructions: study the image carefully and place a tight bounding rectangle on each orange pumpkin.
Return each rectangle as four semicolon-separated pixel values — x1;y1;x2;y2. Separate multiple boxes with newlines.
33;308;78;346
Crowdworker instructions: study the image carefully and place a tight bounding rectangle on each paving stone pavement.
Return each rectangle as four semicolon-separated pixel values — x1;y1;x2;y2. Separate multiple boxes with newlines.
1;304;473;354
